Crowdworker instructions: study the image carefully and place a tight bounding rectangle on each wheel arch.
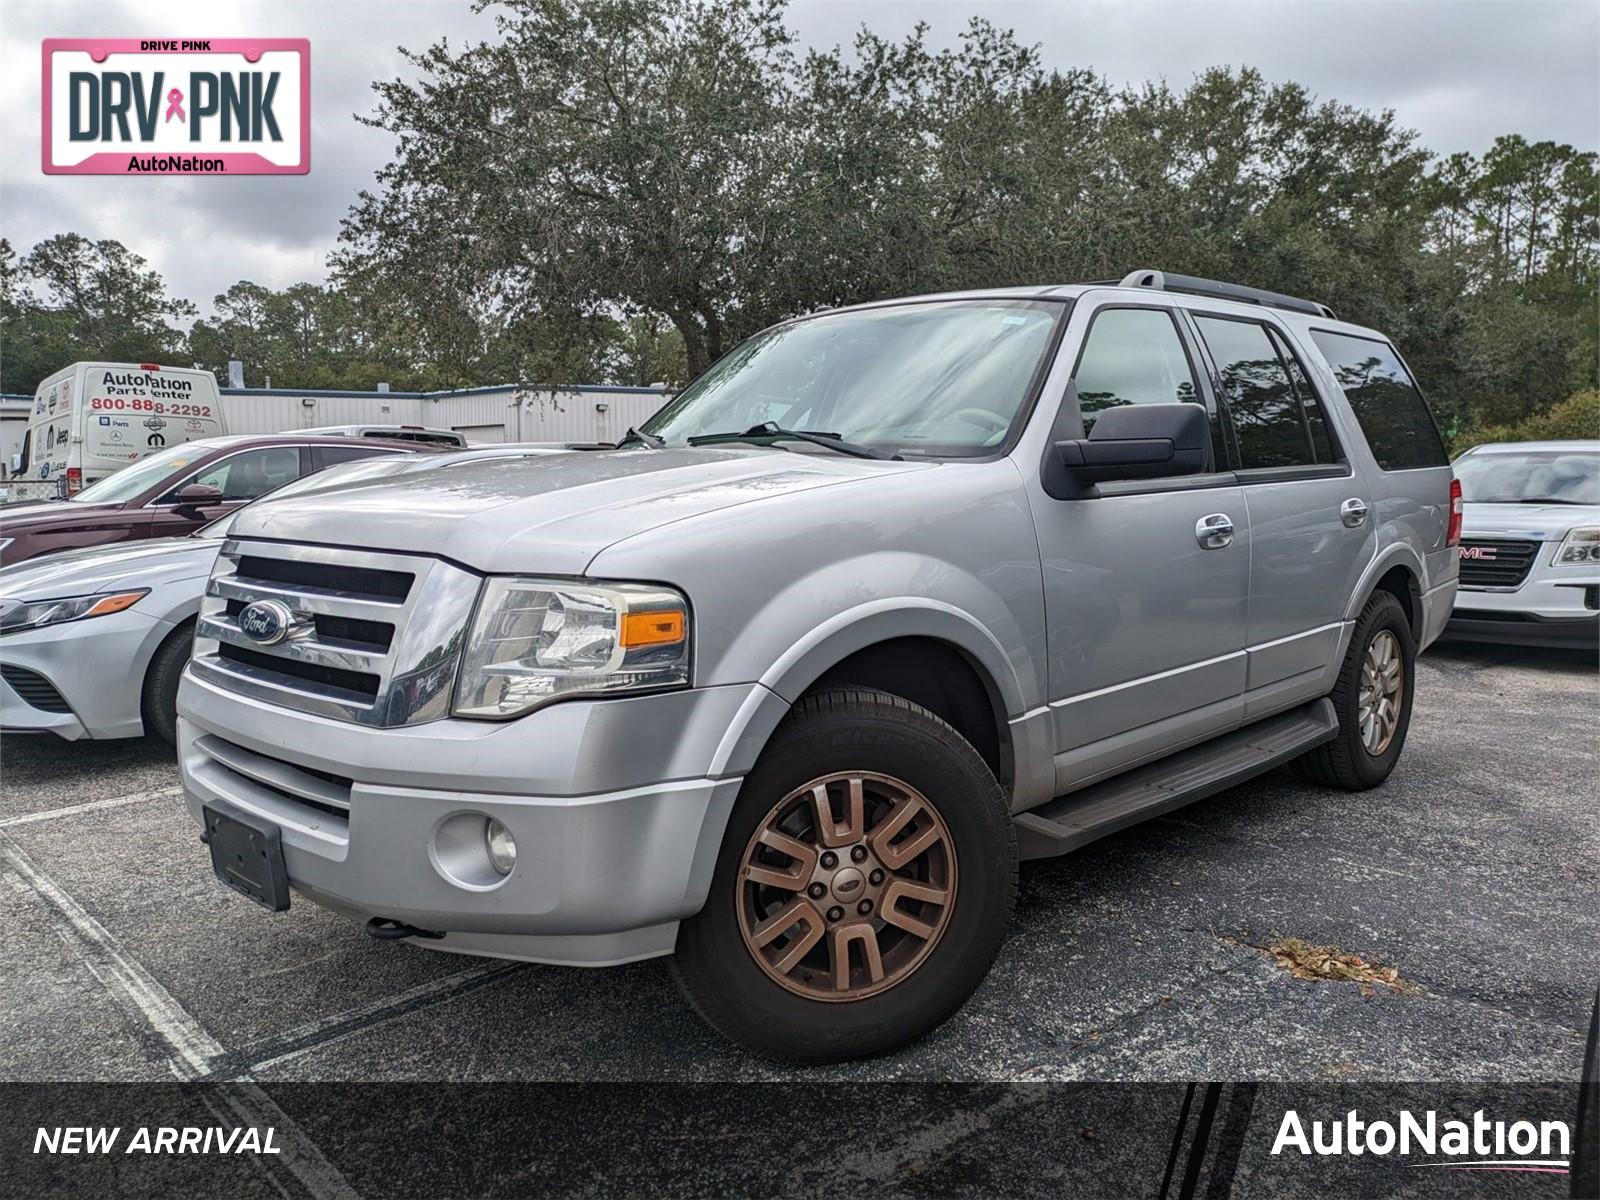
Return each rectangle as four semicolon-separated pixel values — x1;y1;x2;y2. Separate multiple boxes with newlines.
710;602;1029;796
1346;545;1425;640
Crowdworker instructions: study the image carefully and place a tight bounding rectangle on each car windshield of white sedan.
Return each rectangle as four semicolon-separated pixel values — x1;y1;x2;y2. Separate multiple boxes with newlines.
1455;449;1600;505
642;300;1064;458
68;441;220;504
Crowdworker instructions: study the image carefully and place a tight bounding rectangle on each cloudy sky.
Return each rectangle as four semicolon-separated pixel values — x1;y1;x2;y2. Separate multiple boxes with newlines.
3;0;1596;314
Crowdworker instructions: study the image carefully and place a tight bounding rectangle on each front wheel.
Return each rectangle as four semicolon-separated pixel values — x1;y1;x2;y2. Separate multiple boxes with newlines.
1294;590;1415;790
142;619;195;745
672;687;1016;1062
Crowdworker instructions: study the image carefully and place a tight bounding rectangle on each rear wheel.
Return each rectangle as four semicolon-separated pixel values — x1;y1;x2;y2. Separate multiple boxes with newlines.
141;619;195;745
1294;591;1414;790
672;687;1016;1062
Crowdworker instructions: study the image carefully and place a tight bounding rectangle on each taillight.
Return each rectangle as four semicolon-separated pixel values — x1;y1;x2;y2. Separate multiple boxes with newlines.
66;466;83;496
1446;477;1463;547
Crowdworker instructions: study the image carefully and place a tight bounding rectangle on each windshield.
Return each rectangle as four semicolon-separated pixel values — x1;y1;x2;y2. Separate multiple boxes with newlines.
642;299;1065;457
69;441;226;505
196;453;422;538
1454;448;1599;504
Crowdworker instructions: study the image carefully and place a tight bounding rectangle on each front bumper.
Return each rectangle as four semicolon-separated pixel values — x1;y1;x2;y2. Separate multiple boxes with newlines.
0;609;175;740
176;670;784;965
1446;562;1599;650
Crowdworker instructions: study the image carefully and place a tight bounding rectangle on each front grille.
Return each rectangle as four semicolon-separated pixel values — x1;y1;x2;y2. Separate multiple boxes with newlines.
193;734;352;826
1458;538;1538;589
1;664;72;713
218;643;380;699
235;554;413;601
191;539;481;727
223;599;394;653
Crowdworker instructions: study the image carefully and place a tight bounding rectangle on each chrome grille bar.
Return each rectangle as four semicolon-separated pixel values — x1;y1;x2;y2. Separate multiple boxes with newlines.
189;538;482;727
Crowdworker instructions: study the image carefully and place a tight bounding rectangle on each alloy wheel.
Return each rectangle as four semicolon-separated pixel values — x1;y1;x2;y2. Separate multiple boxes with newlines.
1358;629;1404;755
736;771;958;1002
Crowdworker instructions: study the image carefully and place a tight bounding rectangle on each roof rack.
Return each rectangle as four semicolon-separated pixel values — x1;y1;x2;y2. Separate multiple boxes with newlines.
1116;270;1336;320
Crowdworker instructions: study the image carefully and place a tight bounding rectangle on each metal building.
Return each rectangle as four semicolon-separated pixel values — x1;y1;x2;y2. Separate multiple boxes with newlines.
218;384;671;445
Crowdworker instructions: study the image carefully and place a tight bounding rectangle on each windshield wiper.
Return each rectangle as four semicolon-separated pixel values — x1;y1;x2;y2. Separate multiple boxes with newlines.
687;423;897;460
615;426;664;449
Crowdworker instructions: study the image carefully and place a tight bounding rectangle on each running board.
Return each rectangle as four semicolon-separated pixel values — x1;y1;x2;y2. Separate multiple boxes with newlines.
1014;699;1338;860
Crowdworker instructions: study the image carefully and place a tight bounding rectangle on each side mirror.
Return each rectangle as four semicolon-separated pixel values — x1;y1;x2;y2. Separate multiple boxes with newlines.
1043;403;1210;498
171;482;224;512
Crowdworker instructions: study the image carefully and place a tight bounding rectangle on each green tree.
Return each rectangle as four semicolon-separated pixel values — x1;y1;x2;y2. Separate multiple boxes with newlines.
0;234;193;393
335;0;806;378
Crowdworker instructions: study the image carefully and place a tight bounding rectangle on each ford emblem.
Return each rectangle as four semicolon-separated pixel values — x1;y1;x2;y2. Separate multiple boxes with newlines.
237;599;295;646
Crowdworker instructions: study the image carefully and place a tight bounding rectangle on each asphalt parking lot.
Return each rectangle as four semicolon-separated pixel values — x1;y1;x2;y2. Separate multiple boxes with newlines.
2;641;1595;1085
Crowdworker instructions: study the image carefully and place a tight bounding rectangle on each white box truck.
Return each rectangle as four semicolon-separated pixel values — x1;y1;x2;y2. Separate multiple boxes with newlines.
14;362;226;498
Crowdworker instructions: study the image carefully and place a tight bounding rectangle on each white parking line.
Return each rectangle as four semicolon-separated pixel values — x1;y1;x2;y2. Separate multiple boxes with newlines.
1;830;358;1199
0;786;181;828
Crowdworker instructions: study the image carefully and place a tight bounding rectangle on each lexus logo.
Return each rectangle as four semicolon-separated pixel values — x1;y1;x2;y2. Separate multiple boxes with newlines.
237;599;296;645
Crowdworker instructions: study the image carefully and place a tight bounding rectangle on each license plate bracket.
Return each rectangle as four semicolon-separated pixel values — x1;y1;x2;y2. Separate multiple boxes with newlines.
203;801;290;912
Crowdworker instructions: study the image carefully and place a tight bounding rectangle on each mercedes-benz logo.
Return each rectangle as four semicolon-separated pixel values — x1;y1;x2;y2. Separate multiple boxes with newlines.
237;599;295;646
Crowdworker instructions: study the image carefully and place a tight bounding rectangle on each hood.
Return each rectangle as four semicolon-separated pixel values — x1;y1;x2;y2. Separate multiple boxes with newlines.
0;536;220;600
231;446;933;574
0;499;122;530
1460;501;1600;542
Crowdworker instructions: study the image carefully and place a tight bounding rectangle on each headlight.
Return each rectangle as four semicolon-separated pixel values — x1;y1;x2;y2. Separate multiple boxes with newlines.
0;590;148;635
453;577;690;718
1554;528;1600;565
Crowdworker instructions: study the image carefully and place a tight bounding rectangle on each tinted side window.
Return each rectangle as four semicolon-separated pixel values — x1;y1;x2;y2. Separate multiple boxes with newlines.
1269;328;1337;463
1195;316;1312;468
192;446;304;500
315;444;396;469
1073;308;1199;434
1309;331;1448;470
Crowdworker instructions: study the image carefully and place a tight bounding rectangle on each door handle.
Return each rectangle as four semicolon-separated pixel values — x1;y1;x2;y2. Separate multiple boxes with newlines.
1195;512;1234;549
1340;498;1369;528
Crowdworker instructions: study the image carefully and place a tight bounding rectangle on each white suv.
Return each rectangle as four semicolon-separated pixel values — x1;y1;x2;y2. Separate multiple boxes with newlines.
1447;440;1600;649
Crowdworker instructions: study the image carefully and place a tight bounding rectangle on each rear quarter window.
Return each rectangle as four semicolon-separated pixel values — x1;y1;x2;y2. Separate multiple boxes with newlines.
1309;331;1447;471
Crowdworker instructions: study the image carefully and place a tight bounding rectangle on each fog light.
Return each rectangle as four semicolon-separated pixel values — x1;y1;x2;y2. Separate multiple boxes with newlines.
485;818;516;876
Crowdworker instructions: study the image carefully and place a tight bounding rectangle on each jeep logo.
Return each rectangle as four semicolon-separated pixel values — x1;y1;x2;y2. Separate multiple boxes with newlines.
236;599;296;646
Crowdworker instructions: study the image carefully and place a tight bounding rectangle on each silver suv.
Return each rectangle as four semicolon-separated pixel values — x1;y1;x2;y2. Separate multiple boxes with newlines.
177;271;1460;1061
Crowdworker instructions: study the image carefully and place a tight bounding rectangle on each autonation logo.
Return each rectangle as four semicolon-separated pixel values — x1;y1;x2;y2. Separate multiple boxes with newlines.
42;38;309;175
1273;1108;1571;1175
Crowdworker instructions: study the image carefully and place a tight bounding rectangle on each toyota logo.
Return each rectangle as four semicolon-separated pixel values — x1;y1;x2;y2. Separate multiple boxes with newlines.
237;599;296;645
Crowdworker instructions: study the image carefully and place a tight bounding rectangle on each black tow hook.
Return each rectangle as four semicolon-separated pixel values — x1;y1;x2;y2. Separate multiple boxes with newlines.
365;917;446;941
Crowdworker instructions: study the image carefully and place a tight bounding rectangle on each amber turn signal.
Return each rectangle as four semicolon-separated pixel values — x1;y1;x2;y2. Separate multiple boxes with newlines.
85;591;148;617
621;609;686;647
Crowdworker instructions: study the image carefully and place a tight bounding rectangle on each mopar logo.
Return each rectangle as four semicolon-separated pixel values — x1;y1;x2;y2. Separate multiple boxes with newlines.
237;599;295;645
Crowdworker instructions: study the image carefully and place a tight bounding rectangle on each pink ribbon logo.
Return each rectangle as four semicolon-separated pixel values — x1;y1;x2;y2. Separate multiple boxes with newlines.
164;88;185;122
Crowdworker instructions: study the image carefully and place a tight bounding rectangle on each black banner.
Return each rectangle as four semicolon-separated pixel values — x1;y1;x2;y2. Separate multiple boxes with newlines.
2;1082;1595;1199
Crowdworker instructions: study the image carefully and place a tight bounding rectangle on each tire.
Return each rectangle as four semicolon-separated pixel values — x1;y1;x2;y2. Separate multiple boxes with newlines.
672;686;1016;1063
141;619;195;745
1293;591;1415;790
